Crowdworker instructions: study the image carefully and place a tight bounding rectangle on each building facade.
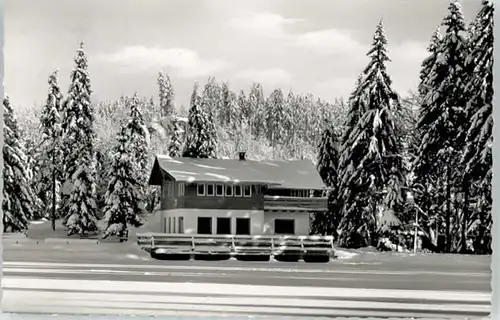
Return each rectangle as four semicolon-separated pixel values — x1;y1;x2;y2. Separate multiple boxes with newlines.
148;153;328;236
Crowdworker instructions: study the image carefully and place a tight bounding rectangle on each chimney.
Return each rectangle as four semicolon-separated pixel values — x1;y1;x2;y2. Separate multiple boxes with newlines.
238;152;246;161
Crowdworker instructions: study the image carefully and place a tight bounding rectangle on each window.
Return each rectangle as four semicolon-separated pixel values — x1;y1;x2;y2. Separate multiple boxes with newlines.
216;217;232;234
197;217;212;234
206;183;215;196
225;185;233;197
178;183;185;196
172;217;177;234
164;182;174;197
243;185;252;197
236;218;251;235
168;217;173;233
178;217;184;233
197;183;205;196
216;184;224;196
234;185;242;197
275;219;295;235
165;218;169;233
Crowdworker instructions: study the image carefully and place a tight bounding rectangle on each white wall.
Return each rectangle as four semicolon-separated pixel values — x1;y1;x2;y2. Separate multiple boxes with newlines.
263;211;310;235
158;209;311;235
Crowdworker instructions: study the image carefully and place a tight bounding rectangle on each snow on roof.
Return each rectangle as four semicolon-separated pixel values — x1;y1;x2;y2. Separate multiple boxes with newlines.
149;155;326;189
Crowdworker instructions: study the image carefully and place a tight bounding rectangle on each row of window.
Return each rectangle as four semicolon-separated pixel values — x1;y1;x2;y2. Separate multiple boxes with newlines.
197;217;251;235
164;182;185;198
196;217;296;235
165;216;296;235
197;183;252;198
166;216;184;234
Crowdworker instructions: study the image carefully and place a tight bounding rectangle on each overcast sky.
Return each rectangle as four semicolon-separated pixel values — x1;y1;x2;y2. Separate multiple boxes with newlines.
6;0;481;109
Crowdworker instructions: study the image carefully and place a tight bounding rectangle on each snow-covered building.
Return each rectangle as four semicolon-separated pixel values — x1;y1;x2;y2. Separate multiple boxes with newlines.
147;153;328;236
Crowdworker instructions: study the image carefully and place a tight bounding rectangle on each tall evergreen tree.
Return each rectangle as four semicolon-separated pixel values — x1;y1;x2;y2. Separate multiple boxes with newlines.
266;89;287;147
337;21;406;248
37;70;64;230
102;126;145;240
168;120;183;157
418;27;442;98
248;83;266;137
158;71;175;117
461;0;494;253
126;93;150;177
61;42;98;235
3;96;40;232
183;83;217;158
312;120;341;236
414;1;468;252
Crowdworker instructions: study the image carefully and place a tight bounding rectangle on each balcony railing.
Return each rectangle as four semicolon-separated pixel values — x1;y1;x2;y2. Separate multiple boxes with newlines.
136;233;334;259
263;195;328;211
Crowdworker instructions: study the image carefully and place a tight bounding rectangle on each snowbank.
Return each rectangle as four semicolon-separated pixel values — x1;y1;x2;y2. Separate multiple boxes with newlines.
334;249;358;260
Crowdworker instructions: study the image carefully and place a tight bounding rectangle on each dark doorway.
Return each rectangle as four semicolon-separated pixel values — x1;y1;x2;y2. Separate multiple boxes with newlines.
275;219;295;235
236;218;251;235
197;217;212;234
217;217;232;234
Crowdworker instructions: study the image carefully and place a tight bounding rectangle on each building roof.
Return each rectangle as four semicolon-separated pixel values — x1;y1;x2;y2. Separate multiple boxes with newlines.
148;155;326;190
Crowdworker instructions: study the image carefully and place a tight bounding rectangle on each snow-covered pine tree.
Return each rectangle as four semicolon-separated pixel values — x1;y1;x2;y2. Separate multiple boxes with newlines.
168;120;183;157
227;91;241;134
61;42;99;235
102;126;145;240
183;83;217;158
127;93;150;182
236;90;248;129
266;89;286;148
157;71;175;118
248;83;266;137
37;70;64;230
312;120;341;236
218;82;229;126
3;96;40;232
461;0;494;254
337;21;406;248
418;27;442;98
202;77;221;122
414;1;468;252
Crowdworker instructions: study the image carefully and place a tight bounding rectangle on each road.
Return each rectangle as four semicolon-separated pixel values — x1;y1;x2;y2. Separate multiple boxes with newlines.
2;240;493;318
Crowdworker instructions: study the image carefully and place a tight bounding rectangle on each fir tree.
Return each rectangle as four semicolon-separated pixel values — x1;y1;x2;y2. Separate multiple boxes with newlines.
337;21;405;248
3;96;40;232
414;1;468;252
158;71;175;117
266;89;287;147
183;83;217;158
248;83;266;137
61;42;98;235
126;93;150;175
102;126;145;240
312;120;341;236
461;0;494;253
418;27;442;98
168;120;183;157
37;70;64;230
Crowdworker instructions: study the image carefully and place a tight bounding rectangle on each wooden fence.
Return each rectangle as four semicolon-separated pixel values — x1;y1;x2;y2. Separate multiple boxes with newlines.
136;233;334;262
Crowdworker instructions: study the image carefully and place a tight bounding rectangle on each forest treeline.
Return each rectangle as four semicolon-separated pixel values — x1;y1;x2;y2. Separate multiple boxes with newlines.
5;0;493;254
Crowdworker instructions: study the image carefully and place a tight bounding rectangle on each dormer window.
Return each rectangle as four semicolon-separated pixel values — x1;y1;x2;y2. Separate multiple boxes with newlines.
206;183;215;196
197;183;205;196
243;185;252;197
234;185;242;197
225;185;233;197
216;184;224;196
